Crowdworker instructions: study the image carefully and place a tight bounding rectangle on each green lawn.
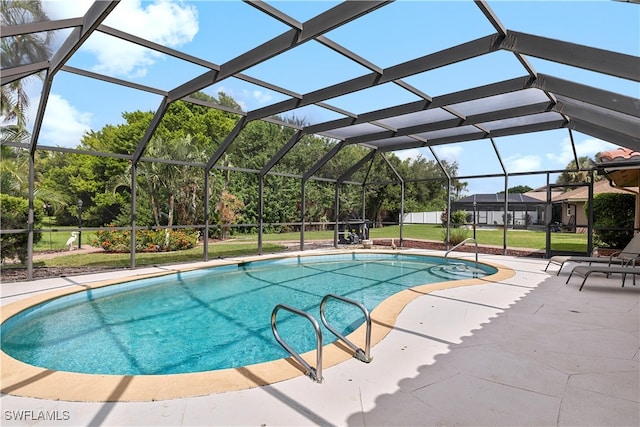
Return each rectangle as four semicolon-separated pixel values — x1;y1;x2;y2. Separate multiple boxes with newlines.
29;242;286;268
379;224;588;251
35;223;586;252
238;224;588;252
35;228;98;251
25;224;589;269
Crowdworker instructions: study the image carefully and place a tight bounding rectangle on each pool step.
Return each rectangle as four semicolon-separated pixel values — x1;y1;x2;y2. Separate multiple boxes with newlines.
428;263;486;279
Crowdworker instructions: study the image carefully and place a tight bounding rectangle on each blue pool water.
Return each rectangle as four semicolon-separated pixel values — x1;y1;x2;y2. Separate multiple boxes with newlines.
1;253;495;375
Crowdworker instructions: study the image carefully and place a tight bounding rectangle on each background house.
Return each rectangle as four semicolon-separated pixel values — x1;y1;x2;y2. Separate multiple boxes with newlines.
403;172;638;234
550;179;637;233
523;186;563;203
450;193;544;229
596;147;640;234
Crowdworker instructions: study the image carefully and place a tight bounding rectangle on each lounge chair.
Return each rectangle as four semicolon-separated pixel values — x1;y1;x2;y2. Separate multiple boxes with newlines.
544;233;640;275
565;264;640;291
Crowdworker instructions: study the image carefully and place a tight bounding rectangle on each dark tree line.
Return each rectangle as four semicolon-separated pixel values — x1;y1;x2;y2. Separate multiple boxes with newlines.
5;92;460;235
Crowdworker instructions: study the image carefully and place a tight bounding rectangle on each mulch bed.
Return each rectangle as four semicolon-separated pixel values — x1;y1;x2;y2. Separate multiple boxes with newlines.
0;266;120;283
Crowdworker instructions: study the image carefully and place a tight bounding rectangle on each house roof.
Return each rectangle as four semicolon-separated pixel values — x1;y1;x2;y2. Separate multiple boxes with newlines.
453;193;542;206
599;147;640;162
551;179;637;202
524;188;562;202
596;147;640;188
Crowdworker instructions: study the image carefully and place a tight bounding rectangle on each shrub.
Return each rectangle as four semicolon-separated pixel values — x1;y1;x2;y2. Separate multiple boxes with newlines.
0;194;44;263
92;226;199;252
587;193;635;248
450;210;468;226
442;227;469;246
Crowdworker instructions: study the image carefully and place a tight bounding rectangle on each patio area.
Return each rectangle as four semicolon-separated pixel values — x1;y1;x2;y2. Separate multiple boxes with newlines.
1;249;638;426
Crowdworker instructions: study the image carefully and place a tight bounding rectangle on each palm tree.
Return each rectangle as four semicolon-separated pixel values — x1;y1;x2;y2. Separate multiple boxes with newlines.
0;145;66;210
0;0;64;214
556;156;603;185
0;0;52;128
114;136;208;227
451;179;468;199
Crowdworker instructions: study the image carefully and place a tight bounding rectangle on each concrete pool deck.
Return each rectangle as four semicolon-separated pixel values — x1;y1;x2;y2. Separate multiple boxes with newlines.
1;249;638;426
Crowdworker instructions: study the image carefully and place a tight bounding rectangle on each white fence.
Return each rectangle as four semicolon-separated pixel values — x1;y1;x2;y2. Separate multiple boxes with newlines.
402;210;540;226
402;211;444;224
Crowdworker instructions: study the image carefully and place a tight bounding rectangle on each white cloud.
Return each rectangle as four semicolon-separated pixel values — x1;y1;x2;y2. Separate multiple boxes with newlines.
45;0;198;78
434;145;463;163
43;1;91;20
89;36;156;78
546;136;619;166
504;154;541;172
38;94;92;147
250;89;273;105
394;148;422;161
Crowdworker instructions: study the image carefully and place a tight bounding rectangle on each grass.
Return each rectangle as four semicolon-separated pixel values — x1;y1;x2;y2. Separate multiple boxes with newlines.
30;242;286;268
383;224;588;251
21;224;588;269
35;228;98;251
234;224;588;252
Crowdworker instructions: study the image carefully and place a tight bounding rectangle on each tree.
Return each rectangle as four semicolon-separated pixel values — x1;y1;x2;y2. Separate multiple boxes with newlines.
498;185;533;194
1;147;67;213
403;155;449;211
556;156;603;186
588;193;635;248
0;145;25;196
451;179;468;199
362;154;461;225
217;190;244;240
125;135;208;228
0;194;43;263
0;1;67;236
30;89;463;235
0;0;52;127
0;123;29;145
38;96;239;228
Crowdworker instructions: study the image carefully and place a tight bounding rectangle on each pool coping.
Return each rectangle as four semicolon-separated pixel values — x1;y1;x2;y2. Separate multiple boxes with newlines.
0;249;514;402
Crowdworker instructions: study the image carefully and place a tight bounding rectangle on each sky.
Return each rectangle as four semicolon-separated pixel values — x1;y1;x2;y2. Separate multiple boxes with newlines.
17;0;640;195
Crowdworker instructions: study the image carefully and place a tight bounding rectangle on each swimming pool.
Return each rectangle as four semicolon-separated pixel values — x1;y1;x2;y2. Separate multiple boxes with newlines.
1;252;496;376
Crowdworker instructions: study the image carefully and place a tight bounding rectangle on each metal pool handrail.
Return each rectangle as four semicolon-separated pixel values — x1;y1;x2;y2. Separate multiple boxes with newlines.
445;237;478;268
319;294;372;363
271;304;323;383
